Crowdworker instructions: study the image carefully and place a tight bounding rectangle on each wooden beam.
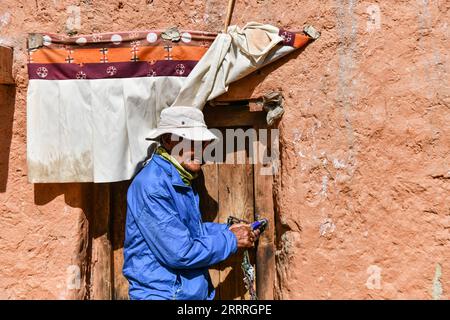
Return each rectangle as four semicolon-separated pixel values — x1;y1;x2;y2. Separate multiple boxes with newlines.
0;84;15;192
203;104;265;128
194;164;221;296
111;181;131;300
223;0;236;33
90;183;113;300
254;117;276;300
218;161;254;300
0;46;14;85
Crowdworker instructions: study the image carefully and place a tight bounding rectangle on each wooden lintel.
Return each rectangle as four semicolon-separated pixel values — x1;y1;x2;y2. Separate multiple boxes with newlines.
203;104;265;128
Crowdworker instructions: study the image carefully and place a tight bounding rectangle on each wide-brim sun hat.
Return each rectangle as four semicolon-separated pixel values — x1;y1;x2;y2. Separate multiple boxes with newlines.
146;106;218;142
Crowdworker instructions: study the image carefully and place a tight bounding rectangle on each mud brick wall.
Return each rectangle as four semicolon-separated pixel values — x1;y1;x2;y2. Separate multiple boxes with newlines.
0;0;448;299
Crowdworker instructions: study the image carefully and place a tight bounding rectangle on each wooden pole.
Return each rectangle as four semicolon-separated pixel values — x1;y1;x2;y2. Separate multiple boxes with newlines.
254;117;276;300
90;183;113;300
0;46;14;85
223;0;236;33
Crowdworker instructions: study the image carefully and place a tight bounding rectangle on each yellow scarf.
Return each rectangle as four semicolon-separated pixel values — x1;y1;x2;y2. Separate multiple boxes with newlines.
155;146;197;186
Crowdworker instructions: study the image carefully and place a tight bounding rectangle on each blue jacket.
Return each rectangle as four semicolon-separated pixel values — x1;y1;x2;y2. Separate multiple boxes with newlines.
123;154;238;300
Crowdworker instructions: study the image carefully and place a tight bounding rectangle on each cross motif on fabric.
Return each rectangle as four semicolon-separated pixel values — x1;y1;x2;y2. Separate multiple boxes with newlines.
164;44;173;60
65;49;74;63
100;47;108;63
130;45;139;62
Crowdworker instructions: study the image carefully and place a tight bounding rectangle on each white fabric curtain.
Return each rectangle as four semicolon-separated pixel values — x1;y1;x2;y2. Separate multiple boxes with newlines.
27;77;185;182
172;22;292;107
27;23;301;182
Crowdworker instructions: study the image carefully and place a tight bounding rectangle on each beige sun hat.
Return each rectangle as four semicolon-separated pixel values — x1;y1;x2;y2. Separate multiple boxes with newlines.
146;106;218;142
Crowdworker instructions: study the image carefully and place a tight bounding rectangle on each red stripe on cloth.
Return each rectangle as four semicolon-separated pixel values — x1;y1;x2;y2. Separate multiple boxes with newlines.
278;29;297;47
27;60;198;80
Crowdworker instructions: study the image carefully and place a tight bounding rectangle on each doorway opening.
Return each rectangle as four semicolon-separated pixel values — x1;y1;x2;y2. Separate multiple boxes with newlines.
99;102;277;300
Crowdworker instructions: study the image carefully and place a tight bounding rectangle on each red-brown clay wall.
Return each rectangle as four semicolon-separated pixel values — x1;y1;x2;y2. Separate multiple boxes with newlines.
0;0;448;299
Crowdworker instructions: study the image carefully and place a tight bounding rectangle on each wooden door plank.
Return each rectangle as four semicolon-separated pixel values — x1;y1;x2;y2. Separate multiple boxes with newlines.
0;46;14;85
111;181;131;300
197;163;219;223
254;120;276;300
0;84;15;192
194;163;221;295
90;183;112;300
217;162;254;300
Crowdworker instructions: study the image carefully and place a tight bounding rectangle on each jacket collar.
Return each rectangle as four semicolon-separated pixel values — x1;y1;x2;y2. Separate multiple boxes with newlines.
153;154;192;188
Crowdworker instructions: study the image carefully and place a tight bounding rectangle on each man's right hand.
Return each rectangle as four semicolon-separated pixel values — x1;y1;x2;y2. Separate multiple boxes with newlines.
229;223;255;248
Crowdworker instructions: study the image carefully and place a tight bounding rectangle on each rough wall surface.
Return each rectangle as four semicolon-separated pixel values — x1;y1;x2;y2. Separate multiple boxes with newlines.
0;0;448;299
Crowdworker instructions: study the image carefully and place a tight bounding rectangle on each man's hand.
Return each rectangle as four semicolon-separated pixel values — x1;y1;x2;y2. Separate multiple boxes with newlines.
229;223;260;248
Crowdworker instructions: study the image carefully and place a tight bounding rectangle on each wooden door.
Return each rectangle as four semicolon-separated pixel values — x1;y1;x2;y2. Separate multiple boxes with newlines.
198;104;276;300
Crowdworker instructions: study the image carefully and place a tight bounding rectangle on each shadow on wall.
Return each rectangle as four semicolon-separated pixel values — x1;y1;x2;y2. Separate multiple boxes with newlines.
33;182;93;207
0;85;15;192
217;46;307;100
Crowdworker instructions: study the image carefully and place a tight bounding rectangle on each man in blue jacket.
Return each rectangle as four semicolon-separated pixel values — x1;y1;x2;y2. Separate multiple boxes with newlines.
123;106;258;300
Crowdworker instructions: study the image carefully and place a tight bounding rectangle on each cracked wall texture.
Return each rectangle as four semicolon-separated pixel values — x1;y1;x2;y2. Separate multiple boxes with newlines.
0;0;448;299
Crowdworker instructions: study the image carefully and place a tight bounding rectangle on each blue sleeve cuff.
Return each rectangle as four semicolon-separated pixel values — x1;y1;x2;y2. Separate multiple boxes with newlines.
223;228;238;254
217;223;229;232
202;222;229;234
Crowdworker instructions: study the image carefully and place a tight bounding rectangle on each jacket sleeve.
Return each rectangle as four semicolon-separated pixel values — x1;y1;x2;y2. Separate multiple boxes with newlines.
202;222;229;235
134;190;238;270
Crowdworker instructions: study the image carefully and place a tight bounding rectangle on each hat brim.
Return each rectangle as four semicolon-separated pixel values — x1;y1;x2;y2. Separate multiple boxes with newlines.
145;127;218;142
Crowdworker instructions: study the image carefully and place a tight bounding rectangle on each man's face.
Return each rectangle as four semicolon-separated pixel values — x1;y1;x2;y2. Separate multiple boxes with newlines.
162;134;211;173
177;139;210;173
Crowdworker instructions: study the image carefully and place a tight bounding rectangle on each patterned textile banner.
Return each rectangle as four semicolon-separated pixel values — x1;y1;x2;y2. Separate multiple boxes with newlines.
27;25;311;182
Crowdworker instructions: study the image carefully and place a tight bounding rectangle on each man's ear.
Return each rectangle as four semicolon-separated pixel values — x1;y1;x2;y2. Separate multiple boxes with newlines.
160;134;167;144
160;134;169;149
161;133;178;151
